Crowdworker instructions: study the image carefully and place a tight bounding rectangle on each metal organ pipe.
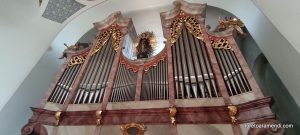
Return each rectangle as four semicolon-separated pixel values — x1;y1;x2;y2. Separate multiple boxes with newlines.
212;39;252;96
141;59;168;101
73;37;116;104
110;63;137;102
171;26;219;99
48;62;82;104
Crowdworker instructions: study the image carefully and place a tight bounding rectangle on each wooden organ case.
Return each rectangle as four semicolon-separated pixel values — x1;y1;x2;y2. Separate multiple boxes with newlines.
22;1;284;135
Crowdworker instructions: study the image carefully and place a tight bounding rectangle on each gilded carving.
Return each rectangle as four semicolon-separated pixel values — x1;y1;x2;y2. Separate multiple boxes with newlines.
96;110;103;126
121;123;146;135
210;38;231;49
55;111;62;126
228;104;238;124
92;30;110;55
92;25;122;55
170;11;204;44
68;53;88;67
169;106;177;125
215;17;246;36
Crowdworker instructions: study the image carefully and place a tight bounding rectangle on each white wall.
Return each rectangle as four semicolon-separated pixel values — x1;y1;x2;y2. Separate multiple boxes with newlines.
0;0;62;111
253;0;300;53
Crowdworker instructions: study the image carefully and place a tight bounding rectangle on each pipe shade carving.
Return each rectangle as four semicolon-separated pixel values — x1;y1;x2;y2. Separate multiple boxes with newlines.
170;12;204;44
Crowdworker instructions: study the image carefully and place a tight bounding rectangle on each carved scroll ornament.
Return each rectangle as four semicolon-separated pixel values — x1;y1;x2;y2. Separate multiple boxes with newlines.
68;52;88;67
170;11;204;44
92;25;122;56
210;38;231;50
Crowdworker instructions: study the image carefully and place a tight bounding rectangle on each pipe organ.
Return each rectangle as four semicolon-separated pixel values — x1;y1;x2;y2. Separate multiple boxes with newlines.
23;1;283;135
48;53;86;104
141;58;168;100
73;37;116;104
172;25;219;99
110;63;137;102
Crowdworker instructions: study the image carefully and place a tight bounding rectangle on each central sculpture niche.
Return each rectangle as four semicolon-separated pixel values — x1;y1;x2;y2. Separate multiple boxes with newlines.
135;31;157;59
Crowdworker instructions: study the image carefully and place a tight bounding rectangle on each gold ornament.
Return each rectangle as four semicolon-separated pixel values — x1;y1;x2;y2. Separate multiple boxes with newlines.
228;104;238;124
55;111;62;126
169;106;177;125
170;12;204;44
121;123;146;135
210;38;231;49
96;110;103;126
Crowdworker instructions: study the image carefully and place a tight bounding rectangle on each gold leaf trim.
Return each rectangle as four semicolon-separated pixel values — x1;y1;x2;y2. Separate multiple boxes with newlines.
111;28;122;51
68;53;88;67
210;38;231;49
143;48;167;72
91;31;110;56
170;13;204;44
92;25;123;56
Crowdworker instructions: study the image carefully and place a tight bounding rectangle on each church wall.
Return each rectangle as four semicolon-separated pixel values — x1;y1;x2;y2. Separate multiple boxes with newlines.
0;47;63;134
237;33;300;135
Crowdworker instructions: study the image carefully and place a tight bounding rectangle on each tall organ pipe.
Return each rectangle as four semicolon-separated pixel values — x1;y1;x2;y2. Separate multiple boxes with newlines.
171;26;219;99
73;37;116;104
110;63;137;102
141;59;168;100
213;40;252;96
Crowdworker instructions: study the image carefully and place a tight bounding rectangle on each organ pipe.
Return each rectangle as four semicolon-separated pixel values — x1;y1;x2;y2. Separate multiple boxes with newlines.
141;59;168;100
110;62;137;102
48;61;82;104
211;38;252;96
73;38;116;104
172;26;219;99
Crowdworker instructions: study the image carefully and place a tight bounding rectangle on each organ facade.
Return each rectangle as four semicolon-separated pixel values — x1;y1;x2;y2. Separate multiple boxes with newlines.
22;1;284;135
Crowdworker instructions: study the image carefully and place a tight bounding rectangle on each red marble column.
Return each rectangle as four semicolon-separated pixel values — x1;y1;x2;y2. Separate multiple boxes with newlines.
166;41;175;106
134;67;143;101
228;37;264;98
39;57;71;108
